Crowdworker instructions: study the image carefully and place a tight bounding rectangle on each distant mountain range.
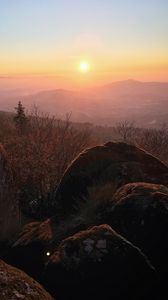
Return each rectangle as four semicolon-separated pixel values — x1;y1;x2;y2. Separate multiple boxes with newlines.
1;79;168;127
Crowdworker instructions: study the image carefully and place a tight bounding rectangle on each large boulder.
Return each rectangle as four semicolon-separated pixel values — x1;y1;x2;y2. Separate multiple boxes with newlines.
109;182;168;276
0;259;53;300
0;144;20;241
44;224;158;300
55;142;168;216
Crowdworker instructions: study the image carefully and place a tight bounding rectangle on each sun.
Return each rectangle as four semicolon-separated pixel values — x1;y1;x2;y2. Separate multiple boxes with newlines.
79;61;90;73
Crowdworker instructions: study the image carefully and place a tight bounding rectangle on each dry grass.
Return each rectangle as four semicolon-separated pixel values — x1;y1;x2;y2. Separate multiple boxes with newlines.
73;181;118;225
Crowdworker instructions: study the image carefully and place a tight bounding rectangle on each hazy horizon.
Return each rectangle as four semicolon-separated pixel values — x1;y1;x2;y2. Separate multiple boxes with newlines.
1;0;168;90
1;76;168;94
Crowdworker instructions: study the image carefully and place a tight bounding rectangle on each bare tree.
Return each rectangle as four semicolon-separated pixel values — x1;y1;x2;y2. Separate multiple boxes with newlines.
0;113;15;143
114;120;136;142
0;144;20;241
4;107;93;218
114;120;168;164
134;124;168;164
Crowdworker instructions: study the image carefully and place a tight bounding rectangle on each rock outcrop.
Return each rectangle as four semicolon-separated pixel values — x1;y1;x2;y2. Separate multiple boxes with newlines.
110;182;168;276
55;142;168;216
10;182;168;283
44;224;157;300
6;216;88;279
0;259;53;300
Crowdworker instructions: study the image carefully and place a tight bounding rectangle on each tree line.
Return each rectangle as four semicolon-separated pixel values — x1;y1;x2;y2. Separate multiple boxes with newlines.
0;102;92;221
1;101;168;223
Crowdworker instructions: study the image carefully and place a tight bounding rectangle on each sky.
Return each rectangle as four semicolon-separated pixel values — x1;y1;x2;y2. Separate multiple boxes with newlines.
0;0;168;89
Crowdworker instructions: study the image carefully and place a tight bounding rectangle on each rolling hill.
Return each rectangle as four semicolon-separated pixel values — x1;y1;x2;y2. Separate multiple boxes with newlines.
0;80;168;127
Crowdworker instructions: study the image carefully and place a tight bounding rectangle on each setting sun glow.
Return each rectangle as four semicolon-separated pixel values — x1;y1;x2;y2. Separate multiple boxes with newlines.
0;1;168;87
79;62;90;73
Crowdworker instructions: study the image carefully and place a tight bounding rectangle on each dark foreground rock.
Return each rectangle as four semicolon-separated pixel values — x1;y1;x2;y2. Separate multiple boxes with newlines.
55;142;168;216
110;182;168;276
44;224;158;300
0;259;53;300
9;182;168;283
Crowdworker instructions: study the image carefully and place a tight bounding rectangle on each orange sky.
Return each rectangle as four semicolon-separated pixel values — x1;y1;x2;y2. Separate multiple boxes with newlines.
1;1;168;89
